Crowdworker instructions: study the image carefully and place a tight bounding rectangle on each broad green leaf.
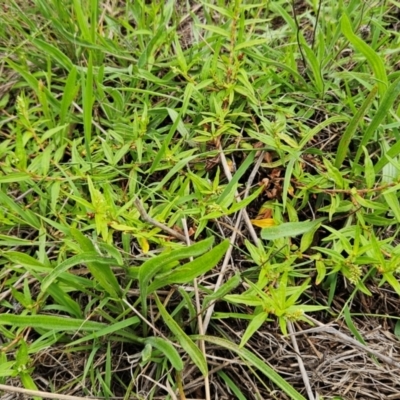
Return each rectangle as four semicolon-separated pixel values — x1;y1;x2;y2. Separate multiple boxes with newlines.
261;219;324;240
315;259;326;285
155;295;208;376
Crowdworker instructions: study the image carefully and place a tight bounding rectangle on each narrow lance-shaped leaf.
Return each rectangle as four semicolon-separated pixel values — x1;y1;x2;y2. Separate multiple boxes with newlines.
138;237;215;327
194;335;306;400
335;86;378;168
69;229;121;298
341;14;387;97
0;314;106;331
261;219;324;240
148;240;229;293
155;295;208;376
356;76;400;167
144;337;184;371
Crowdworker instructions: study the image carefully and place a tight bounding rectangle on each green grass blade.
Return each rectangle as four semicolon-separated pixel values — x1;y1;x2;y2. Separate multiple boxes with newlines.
41;252;118;293
82;52;94;164
69;229;121;298
32;39;73;71
335;86;378;168
155;295;208;376
261;219;325;240
196;335;306;400
148;239;229;293
144;336;184;371
69;317;141;346
356;76;400;167
0;314;106;331
0;191;41;229
138;237;214;328
341;14;387;96
217;151;255;206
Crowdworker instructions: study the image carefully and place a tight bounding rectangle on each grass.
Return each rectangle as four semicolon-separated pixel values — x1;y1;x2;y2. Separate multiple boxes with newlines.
1;0;400;399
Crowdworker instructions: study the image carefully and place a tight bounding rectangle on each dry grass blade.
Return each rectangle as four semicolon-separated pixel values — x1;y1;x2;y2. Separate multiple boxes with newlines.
0;384;101;400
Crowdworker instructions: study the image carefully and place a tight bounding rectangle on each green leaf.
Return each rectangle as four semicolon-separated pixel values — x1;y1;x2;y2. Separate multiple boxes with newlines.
240;311;270;348
343;306;366;345
155;295;208;376
218;371;247;400
0;172;32;183
261;219;324;240
382;191;400;222
196;24;230;38
69;229;121;298
32;39;73;70
341;14;387;97
148;240;229;293
217;151;255;206
195;335;306;400
4;251;48;269
335;86;378;168
0;191;41;229
356;76;400;167
138;237;215;319
41;252;117;293
0;314;106;331
69;317;141;346
60;66;79;125
144;336;184;371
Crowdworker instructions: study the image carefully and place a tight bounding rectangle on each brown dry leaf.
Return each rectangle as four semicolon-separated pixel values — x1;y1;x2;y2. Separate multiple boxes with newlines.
257;205;273;219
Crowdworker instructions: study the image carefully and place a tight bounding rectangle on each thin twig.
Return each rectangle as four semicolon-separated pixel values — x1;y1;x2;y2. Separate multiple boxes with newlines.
291;0;307;70
134;198;191;243
218;146;261;246
182;218;211;400
72;102;108;136
0;384;100;400
287;321;315;400
202;151;264;333
123;298;164;338
290;316;400;369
